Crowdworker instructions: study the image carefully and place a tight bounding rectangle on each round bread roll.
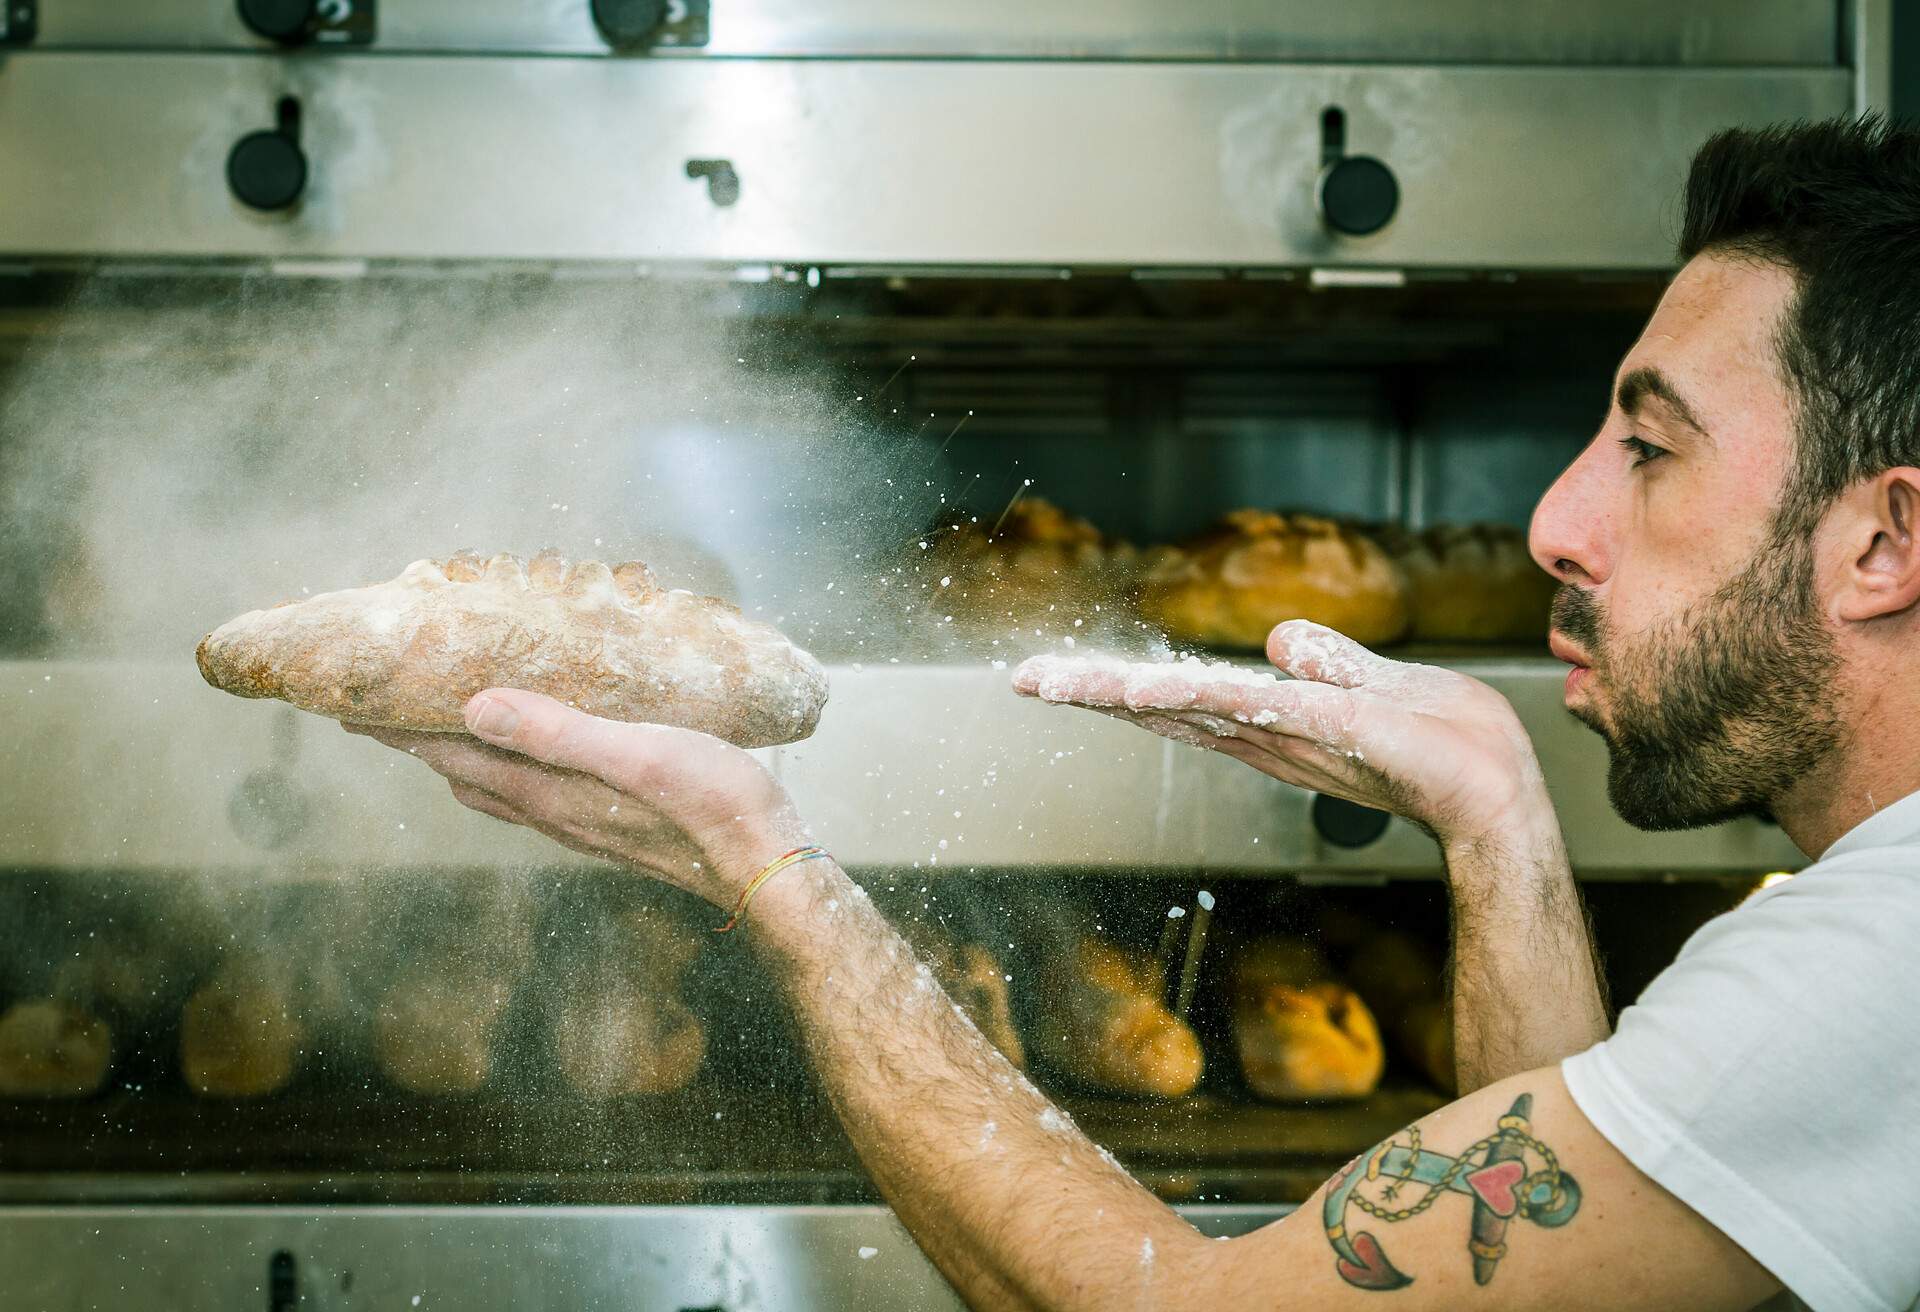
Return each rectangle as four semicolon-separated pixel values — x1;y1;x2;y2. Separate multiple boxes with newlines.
196;550;827;748
1230;940;1384;1102
905;499;1140;637
1033;936;1203;1099
0;999;112;1099
1140;511;1410;650
553;988;707;1099
1369;523;1555;643
180;956;305;1099
373;967;513;1096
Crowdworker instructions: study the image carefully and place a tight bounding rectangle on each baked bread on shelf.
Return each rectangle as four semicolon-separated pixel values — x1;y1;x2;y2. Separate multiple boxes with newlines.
1031;935;1202;1098
196;550;828;748
901;921;1026;1069
1139;511;1411;650
180;954;306;1099
549;907;707;1099
1344;929;1456;1094
898;499;1142;640
0;999;112;1099
1230;939;1385;1101
1366;522;1555;644
372;960;516;1096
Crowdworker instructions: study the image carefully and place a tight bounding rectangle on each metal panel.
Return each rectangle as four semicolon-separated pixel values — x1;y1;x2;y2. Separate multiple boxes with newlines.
0;660;1806;876
0;56;1851;269
29;0;1837;64
0;1203;1284;1310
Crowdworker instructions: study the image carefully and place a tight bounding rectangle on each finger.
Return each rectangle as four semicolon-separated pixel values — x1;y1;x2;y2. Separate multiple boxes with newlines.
1011;655;1132;708
1265;620;1396;690
449;780;527;826
462;688;697;785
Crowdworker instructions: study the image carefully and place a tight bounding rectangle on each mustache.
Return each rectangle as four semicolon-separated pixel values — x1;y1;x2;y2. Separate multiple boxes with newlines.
1551;584;1604;658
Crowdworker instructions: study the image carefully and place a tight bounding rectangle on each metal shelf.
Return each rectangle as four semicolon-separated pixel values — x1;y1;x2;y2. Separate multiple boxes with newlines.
0;659;1805;877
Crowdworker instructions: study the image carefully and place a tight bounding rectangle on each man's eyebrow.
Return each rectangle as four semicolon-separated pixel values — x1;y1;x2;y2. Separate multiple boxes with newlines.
1616;366;1712;442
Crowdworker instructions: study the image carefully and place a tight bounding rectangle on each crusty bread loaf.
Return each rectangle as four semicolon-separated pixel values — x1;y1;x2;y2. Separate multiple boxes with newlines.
550;907;706;1098
1230;939;1384;1101
1367;523;1554;644
900;921;1026;1068
905;499;1141;638
0;999;112;1099
1344;930;1456;1094
1032;936;1202;1098
373;965;514;1096
1139;511;1410;649
196;550;828;748
180;955;305;1099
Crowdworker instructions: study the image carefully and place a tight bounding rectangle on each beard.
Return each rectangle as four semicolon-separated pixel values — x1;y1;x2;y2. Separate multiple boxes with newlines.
1552;533;1842;831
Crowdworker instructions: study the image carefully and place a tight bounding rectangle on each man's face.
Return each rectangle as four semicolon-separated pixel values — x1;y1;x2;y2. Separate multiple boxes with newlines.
1529;253;1842;830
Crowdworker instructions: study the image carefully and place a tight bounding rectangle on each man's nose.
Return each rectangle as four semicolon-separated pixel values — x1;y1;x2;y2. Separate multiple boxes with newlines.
1530;439;1614;588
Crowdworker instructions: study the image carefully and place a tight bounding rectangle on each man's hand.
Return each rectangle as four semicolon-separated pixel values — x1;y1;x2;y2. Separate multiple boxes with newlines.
1014;620;1550;848
347;688;809;909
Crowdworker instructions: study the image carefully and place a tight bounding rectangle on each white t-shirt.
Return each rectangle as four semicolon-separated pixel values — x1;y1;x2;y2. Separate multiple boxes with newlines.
1563;790;1920;1312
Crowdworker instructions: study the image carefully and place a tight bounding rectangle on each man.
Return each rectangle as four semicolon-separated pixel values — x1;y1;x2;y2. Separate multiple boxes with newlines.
362;118;1920;1310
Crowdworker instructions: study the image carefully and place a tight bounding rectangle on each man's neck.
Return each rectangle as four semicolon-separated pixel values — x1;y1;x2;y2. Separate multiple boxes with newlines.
1772;685;1920;857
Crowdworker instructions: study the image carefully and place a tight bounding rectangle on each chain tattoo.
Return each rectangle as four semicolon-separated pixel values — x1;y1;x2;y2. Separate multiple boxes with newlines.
1322;1094;1582;1290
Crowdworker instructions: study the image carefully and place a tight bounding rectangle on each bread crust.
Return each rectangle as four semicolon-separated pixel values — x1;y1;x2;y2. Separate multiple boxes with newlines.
1140;511;1410;649
195;550;828;748
1369;523;1554;643
909;499;1141;635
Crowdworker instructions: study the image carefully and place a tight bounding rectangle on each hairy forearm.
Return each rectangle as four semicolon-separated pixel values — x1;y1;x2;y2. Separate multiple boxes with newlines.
748;861;1215;1312
1443;817;1611;1093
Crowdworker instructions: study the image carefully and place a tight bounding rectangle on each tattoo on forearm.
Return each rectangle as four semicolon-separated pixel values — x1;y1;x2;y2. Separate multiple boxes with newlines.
1321;1094;1582;1291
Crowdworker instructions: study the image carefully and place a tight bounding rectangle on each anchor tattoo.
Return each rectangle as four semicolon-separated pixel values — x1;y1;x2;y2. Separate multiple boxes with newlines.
1322;1094;1582;1290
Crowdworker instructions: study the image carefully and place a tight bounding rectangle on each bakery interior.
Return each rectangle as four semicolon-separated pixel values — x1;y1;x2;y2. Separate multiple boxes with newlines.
0;4;1906;1308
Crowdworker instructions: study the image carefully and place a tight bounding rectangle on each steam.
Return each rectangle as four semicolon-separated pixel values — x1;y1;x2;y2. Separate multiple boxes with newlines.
0;274;947;658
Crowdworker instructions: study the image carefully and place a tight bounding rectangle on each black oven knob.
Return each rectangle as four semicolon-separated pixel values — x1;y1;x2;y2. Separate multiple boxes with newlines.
1311;793;1391;848
239;0;319;44
1318;155;1399;237
592;0;669;48
227;96;308;211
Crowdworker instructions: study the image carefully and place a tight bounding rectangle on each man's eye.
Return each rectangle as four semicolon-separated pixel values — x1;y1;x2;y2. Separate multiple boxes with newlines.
1618;435;1669;469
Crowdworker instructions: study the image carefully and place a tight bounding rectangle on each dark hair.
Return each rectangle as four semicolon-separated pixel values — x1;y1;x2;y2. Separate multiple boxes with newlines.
1679;115;1920;536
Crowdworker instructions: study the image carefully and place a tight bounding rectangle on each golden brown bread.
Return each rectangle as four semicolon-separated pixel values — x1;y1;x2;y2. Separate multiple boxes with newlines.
1139;511;1410;649
196;550;828;747
904;499;1141;637
1230;940;1384;1101
1367;523;1554;643
1032;936;1202;1098
180;955;305;1099
550;907;707;1098
373;965;514;1096
0;999;112;1099
900;921;1026;1068
1344;930;1456;1093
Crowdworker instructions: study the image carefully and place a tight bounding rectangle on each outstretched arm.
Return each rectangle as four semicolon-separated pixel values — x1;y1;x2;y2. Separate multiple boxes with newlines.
1014;621;1610;1091
361;687;1769;1311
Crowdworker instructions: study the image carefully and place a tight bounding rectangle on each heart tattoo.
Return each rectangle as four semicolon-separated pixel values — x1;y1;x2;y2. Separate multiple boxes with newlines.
1322;1093;1582;1291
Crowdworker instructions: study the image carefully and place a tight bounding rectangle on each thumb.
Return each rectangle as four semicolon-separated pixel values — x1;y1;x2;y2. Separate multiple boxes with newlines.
463;688;649;781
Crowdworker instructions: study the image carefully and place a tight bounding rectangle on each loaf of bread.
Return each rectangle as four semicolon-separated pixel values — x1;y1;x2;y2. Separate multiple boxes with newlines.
1366;523;1554;643
0;999;112;1099
1344;930;1456;1093
197;550;828;748
550;907;706;1098
903;500;1140;638
180;955;305;1099
373;965;514;1096
1139;511;1411;650
1230;940;1384;1101
1032;936;1202;1098
900;921;1025;1068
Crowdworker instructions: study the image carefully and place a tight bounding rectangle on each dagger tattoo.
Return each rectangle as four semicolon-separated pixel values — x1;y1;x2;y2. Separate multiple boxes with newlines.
1321;1094;1582;1291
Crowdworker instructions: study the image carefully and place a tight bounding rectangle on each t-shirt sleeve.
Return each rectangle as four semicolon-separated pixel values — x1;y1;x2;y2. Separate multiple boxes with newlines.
1561;863;1920;1312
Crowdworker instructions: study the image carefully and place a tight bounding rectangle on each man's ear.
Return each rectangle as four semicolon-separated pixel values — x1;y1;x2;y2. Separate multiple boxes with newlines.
1835;468;1920;623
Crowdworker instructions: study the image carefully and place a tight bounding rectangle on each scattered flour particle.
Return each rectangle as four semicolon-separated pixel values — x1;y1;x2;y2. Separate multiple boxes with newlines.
858;1247;879;1260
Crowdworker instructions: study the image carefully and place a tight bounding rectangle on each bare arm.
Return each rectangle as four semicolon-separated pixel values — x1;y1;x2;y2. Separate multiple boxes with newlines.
364;685;1776;1311
1014;621;1611;1092
1441;823;1610;1092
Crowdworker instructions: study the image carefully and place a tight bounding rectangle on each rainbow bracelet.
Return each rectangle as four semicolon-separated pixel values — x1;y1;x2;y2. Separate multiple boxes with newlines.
714;845;833;933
